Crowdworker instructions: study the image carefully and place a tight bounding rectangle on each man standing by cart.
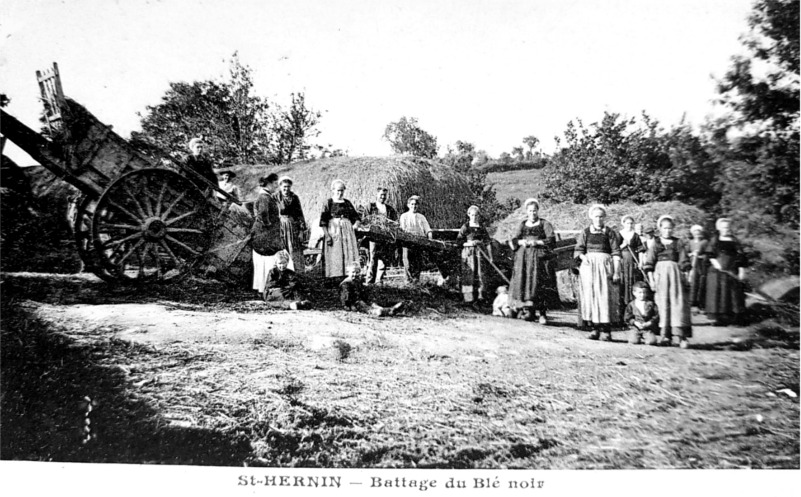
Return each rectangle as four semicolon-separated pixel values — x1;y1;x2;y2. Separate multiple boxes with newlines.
365;187;398;285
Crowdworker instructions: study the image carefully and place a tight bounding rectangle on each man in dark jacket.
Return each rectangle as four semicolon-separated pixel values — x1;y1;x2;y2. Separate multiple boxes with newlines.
364;187;398;284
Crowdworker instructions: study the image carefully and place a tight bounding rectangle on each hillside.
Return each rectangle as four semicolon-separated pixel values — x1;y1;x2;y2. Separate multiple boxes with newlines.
487;168;547;203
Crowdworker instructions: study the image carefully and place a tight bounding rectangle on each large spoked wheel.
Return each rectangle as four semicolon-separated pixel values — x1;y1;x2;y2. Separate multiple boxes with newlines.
92;169;213;284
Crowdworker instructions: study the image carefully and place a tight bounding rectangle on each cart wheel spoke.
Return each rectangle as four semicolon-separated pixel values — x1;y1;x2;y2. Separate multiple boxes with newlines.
118;238;146;265
160;191;188;220
104;223;140;231
166;227;205;234
122;184;149;219
164;234;201;256
159;240;181;265
154;181;169;217
165;209;199;226
102;231;143;248
108;200;143;224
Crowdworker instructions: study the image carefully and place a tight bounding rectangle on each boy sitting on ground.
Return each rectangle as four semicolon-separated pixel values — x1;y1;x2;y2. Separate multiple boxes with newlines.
340;263;405;316
264;250;310;310
623;281;659;345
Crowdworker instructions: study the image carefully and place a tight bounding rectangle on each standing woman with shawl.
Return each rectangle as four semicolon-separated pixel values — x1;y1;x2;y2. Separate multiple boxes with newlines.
276;176;307;273
643;215;692;348
618;215;646;314
456;205;492;307
705;218;748;326
573;204;621;340
251;174;283;296
319;179;362;283
508;198;558;324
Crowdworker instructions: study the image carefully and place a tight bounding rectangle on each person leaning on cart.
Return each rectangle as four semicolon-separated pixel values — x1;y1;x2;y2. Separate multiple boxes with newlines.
399;195;433;283
364;187;398;285
186;137;219;188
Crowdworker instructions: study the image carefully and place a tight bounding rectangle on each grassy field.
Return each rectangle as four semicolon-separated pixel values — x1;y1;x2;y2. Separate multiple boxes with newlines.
2;272;798;469
487;168;546;203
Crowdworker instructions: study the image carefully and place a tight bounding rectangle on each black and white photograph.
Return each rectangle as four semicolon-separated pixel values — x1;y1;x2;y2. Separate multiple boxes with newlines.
1;0;799;495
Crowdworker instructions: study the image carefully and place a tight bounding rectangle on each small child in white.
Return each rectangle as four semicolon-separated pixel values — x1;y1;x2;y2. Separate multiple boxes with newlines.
492;286;514;317
340;264;405;316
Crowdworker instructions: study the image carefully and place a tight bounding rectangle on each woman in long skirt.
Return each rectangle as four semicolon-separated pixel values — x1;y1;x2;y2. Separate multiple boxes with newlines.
276;176;307;273
618;215;646;313
574;204;621;340
705;218;747;326
251;174;282;295
508;198;558;324
320;179;362;282
688;224;709;309
457;205;492;306
644;215;692;348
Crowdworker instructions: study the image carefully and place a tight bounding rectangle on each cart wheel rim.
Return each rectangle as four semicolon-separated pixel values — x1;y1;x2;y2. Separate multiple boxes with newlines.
91;168;213;284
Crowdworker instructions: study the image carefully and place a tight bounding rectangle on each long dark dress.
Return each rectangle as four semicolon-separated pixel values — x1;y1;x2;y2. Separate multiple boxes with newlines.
456;223;491;303
277;191;307;273
704;237;747;324
509;219;558;312
618;230;646;312
688;239;709;308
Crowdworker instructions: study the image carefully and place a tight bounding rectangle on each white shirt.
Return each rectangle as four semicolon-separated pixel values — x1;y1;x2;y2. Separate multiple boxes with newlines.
399;212;431;237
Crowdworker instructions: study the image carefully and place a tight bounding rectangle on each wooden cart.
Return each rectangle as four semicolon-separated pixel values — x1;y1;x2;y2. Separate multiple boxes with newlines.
1;64;252;285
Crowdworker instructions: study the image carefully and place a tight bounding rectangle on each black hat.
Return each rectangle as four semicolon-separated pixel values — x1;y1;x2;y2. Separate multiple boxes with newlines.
218;169;237;179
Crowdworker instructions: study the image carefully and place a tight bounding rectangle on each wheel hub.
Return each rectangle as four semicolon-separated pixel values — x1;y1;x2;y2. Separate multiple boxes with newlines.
143;217;167;241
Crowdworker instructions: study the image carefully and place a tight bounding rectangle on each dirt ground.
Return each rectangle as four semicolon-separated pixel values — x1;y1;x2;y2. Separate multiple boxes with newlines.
1;272;798;468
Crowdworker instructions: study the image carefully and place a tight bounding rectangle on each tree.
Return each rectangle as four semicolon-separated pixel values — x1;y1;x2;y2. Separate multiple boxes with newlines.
523;135;539;159
132;53;321;165
269;92;322;163
511;146;525;161
543;112;717;206
383;116;438;159
711;0;800;225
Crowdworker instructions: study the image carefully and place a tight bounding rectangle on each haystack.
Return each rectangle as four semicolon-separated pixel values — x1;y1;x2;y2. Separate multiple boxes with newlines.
227;156;474;231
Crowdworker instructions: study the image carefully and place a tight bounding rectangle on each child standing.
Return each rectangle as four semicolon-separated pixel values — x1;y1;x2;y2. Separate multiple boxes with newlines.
623;281;660;345
340;264;405;316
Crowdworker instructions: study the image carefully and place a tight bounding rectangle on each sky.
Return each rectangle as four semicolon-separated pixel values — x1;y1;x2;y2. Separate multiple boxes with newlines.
1;0;756;165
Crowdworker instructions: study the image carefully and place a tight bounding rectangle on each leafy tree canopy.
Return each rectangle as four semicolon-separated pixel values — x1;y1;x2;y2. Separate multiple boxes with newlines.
383;116;438;159
132;52;320;166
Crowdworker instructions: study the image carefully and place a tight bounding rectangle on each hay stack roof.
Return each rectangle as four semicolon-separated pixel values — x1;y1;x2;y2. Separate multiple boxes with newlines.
228;156;474;229
492;200;710;242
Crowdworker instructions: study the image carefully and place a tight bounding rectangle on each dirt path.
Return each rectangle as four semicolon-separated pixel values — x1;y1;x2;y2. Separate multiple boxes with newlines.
2;272;799;469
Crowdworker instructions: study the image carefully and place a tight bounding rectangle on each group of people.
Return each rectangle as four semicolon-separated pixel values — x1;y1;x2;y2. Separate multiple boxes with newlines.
245;174;431;315
200;140;748;341
457;200;749;349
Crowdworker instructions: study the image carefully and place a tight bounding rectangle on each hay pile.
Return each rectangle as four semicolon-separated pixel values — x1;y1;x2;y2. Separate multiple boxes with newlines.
223;156;474;230
492;200;710;243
